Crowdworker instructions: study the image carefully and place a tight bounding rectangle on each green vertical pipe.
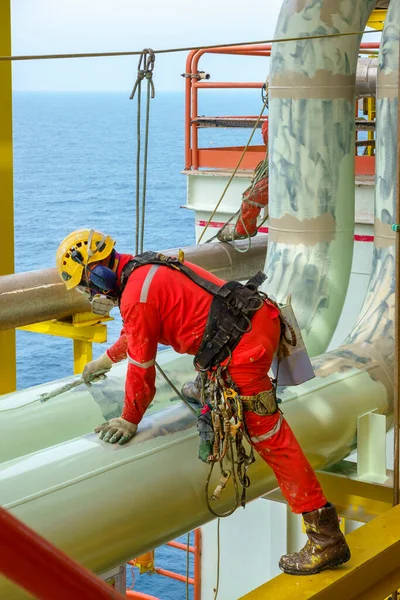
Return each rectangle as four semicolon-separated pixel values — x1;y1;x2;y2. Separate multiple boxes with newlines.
264;0;377;356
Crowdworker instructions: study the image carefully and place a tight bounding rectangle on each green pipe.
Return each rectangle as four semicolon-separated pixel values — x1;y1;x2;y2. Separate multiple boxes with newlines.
0;349;196;463
264;0;377;356
0;349;390;599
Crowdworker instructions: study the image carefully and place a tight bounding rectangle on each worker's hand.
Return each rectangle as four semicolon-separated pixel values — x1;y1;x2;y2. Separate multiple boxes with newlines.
95;417;138;445
82;352;113;384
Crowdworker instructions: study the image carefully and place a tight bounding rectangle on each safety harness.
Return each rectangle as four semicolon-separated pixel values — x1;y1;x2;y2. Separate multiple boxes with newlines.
118;250;288;516
119;251;267;372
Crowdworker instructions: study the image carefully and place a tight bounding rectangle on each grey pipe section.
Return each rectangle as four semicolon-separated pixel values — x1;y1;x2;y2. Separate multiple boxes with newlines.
356;57;378;98
263;0;377;357
0;237;267;330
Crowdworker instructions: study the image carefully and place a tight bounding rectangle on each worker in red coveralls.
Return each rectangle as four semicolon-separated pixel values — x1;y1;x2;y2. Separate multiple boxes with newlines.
56;229;350;576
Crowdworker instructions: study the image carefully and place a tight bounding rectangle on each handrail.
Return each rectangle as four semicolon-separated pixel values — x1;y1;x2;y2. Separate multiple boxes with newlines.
127;529;201;600
184;41;380;172
185;45;272;170
0;506;125;600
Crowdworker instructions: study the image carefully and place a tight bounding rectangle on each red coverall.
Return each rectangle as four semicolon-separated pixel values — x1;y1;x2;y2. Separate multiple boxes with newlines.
106;253;327;514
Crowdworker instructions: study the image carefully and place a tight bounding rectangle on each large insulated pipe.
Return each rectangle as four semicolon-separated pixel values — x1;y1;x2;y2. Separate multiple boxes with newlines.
263;0;377;356
0;237;267;330
0;352;390;600
0;349;196;463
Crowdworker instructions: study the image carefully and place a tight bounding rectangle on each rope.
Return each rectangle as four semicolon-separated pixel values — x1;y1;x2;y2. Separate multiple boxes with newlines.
213;518;221;600
0;29;382;62
197;95;268;244
155;361;198;415
130;49;156;254
203;79;269;248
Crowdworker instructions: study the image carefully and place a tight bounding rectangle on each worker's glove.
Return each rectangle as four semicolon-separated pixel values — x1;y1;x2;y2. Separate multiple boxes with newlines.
95;417;138;445
82;352;113;384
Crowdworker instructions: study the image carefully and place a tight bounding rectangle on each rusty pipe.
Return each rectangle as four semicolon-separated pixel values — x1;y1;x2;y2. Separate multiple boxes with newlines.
0;237;267;330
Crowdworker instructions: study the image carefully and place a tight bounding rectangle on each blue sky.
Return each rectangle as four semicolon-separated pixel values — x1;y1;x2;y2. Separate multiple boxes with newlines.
11;0;282;91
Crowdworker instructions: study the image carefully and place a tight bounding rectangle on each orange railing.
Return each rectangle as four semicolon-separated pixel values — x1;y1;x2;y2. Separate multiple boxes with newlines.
0;506;125;600
184;44;271;170
184;42;380;176
128;529;201;600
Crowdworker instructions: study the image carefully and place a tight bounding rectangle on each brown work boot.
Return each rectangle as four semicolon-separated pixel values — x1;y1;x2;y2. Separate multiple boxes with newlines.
279;503;351;575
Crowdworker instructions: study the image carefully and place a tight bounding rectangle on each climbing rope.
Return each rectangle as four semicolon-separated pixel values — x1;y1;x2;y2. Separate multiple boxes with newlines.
201;79;270;249
0;29;382;62
209;153;270;252
213;518;221;600
197;95;269;245
130;49;156;255
155;361;198;415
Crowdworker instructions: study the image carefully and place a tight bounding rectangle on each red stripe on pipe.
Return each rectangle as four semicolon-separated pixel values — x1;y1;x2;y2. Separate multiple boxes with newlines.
0;506;125;600
196;221;375;242
354;234;374;242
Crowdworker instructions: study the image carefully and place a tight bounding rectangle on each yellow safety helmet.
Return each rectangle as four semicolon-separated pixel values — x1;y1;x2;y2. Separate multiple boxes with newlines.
56;229;116;290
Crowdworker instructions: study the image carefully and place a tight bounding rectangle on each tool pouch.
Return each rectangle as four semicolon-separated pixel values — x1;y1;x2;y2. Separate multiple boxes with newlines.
241;389;278;416
270;295;315;386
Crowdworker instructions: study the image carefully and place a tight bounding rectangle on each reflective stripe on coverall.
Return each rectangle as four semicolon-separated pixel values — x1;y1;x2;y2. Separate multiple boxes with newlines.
107;253;327;514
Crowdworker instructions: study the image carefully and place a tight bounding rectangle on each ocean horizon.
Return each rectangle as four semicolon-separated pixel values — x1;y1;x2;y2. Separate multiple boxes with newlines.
12;89;266;599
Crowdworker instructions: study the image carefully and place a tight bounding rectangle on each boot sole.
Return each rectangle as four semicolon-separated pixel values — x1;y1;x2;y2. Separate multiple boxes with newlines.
280;549;351;576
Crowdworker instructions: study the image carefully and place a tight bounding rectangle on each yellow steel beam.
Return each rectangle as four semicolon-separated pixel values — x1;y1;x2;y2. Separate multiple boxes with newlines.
73;340;93;375
264;461;393;523
18;313;112;374
0;0;15;395
239;503;400;600
18;319;108;343
366;9;386;30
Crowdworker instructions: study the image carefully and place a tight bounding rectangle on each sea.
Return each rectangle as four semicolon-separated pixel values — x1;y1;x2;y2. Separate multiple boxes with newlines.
12;89;266;599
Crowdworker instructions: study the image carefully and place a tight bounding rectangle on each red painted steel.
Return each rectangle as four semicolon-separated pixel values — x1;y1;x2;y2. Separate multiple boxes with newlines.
167;540;195;553
155;567;195;585
128;529;201;600
194;82;263;88
355;155;375;176
0;506;125;600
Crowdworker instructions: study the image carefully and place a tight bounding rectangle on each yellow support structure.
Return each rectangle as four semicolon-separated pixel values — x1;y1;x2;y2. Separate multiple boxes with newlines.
366;9;386;30
18;312;112;374
265;461;394;523
240;503;400;600
0;0;15;395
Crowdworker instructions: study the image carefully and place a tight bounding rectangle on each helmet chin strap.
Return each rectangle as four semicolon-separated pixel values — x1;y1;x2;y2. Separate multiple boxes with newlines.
77;231;119;316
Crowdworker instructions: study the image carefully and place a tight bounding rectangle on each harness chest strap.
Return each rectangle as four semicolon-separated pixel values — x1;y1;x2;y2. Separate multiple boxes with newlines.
119;251;272;372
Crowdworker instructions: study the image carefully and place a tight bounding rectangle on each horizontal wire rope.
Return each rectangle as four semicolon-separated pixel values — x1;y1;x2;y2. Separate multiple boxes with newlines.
0;29;382;62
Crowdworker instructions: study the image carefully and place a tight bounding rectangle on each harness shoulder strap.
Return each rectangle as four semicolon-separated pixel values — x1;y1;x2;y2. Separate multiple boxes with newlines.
119;250;271;372
119;251;243;300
